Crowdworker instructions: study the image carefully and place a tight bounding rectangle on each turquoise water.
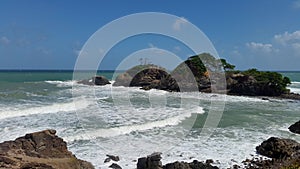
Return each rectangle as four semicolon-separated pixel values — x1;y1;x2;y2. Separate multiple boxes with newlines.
0;71;299;168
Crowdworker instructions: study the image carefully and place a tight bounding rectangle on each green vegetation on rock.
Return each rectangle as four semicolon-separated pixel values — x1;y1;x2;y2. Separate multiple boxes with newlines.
243;68;291;95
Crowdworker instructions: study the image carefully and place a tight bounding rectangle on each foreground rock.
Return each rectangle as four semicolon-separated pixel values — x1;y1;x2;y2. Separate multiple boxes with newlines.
0;129;94;169
137;152;218;169
242;137;300;168
256;137;300;159
78;75;110;86
289;120;300;134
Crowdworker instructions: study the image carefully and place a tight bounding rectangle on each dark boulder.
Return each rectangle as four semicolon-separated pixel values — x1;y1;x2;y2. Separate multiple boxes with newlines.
106;154;120;162
78;76;110;86
0;129;94;169
289;120;300;134
114;65;179;92
256;137;300;159
226;73;258;96
137;152;163;169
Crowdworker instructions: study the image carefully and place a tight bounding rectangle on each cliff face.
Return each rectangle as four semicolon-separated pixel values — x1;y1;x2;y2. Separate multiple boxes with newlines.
0;129;94;169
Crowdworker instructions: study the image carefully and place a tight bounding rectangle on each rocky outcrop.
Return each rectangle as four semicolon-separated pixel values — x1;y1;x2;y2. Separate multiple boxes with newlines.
137;152;218;169
78;76;110;86
113;53;293;97
256;137;300;159
0;129;94;169
113;65;179;92
289;120;300;134
242;137;300;168
226;73;258;96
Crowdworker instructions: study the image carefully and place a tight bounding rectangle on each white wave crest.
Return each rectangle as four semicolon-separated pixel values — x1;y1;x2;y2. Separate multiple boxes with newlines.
45;80;75;87
0;98;91;120
65;107;204;142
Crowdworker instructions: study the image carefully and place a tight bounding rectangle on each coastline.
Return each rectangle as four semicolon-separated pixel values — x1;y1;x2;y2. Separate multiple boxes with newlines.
0;126;299;169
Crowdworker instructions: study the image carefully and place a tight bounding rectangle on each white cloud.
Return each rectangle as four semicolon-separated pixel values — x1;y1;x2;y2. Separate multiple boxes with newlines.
240;30;300;70
0;36;10;45
172;17;188;31
246;42;273;53
274;30;300;45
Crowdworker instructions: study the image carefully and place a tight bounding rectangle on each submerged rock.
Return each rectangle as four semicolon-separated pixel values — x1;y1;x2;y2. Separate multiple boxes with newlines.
289;120;300;134
0;129;94;169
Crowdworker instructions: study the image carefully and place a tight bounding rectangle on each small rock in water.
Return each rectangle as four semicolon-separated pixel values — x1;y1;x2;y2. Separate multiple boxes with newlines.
106;154;120;162
288;120;300;134
109;163;122;169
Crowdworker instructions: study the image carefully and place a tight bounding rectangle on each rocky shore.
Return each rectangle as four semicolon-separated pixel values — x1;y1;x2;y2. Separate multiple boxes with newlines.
1;125;299;169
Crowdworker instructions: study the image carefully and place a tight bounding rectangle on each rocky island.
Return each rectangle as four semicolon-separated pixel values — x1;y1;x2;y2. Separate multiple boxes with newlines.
113;53;298;99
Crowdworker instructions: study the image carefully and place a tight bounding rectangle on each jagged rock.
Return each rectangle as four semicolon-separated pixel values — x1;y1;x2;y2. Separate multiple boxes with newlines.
78;76;110;86
113;65;178;92
256;137;300;159
226;73;259;96
106;154;120;162
137;152;163;169
109;163;122;169
0;129;94;169
289;120;300;134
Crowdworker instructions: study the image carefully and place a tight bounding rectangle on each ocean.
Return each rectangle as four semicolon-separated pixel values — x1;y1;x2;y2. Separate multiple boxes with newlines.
0;70;299;168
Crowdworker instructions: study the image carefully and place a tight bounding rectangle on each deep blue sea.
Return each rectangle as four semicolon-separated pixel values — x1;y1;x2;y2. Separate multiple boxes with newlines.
0;70;299;168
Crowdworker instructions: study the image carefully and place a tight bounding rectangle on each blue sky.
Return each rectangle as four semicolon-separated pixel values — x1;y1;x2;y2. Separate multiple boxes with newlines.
0;0;300;70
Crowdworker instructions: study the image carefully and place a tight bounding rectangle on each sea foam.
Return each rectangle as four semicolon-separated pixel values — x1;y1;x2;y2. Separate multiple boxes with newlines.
0;98;91;120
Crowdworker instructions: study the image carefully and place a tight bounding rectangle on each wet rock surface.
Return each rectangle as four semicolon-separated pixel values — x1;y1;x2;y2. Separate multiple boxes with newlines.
78;75;110;86
289;120;300;134
0;129;94;169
